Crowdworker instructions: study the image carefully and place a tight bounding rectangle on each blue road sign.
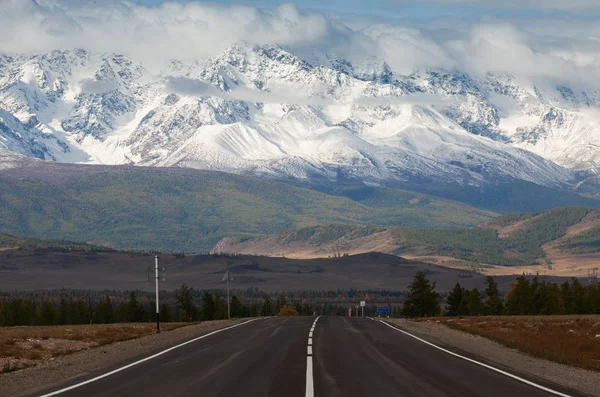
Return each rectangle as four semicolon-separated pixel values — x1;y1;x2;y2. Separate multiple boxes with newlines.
376;307;391;313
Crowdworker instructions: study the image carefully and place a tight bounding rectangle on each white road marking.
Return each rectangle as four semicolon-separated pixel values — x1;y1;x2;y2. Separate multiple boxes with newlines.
379;320;573;397
38;319;262;397
305;316;321;397
305;357;314;397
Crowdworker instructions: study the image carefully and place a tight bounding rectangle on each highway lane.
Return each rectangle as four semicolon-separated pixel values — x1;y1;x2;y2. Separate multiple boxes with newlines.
313;317;583;397
31;316;584;397
31;317;313;397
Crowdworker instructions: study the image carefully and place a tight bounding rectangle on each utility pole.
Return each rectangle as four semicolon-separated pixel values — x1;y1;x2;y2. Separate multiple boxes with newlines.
223;271;233;320
88;295;93;325
155;255;160;333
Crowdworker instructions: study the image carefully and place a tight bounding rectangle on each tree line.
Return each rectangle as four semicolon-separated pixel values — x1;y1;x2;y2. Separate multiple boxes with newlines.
0;284;318;327
402;271;600;317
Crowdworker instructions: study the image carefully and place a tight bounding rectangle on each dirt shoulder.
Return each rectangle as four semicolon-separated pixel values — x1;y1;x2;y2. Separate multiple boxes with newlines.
386;318;600;397
0;319;251;397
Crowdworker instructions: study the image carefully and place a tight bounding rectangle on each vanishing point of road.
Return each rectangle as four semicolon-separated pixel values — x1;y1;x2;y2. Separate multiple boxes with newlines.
31;317;584;397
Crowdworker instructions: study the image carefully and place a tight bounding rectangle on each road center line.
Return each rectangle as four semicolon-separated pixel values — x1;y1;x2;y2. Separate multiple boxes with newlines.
38;318;262;397
305;316;321;397
378;320;572;397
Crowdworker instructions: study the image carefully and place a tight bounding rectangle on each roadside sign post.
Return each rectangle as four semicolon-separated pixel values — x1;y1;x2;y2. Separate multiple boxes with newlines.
376;307;391;318
360;301;365;318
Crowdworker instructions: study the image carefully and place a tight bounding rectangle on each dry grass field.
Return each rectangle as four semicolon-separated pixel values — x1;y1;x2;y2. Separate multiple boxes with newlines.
425;316;600;371
0;323;190;373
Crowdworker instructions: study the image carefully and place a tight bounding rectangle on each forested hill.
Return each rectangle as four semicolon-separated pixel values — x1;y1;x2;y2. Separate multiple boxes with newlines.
214;207;600;269
0;161;494;253
0;233;110;252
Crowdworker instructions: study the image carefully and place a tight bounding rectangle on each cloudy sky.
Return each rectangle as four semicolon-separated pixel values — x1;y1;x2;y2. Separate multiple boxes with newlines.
131;0;600;18
2;0;600;88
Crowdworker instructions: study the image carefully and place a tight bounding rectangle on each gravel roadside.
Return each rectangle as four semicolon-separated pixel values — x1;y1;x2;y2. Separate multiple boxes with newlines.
386;319;600;397
0;319;253;397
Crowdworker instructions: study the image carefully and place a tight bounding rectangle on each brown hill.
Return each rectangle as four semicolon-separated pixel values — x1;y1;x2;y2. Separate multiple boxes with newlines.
212;208;600;278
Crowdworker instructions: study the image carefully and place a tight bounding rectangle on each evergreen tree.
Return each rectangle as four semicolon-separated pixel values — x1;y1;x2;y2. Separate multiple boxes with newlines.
58;298;70;325
0;298;9;326
230;295;242;318
72;299;89;324
402;271;440;317
249;303;258;317
571;279;587;314
467;288;483;316
506;275;531;315
37;301;57;325
213;294;226;320
483;276;504;315
175;284;196;321
561;281;575;314
160;303;172;322
446;283;464;316
201;291;215;321
127;292;143;322
97;296;114;324
261;296;272;316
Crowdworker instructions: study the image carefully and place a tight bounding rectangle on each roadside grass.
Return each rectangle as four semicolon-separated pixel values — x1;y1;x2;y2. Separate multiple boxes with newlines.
0;323;191;372
425;316;600;371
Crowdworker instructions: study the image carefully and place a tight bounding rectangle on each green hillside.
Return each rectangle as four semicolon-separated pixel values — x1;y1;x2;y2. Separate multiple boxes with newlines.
0;167;495;252
393;207;596;266
223;207;600;267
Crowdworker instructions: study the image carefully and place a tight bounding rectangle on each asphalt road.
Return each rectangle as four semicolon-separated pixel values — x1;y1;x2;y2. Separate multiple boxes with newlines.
32;317;584;397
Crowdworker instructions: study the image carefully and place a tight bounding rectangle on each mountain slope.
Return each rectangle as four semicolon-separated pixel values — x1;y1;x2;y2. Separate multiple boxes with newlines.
0;157;495;252
213;207;600;277
1;46;599;203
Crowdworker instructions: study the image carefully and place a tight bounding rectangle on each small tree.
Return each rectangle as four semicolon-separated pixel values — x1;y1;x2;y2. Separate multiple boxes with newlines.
402;271;440;317
37;301;57;325
175;284;196;321
58;298;70;325
230;295;242;318
483;276;504;315
261;296;272;316
200;291;215;321
506;275;531;315
467;288;482;316
160;303;172;322
278;305;300;317
446;283;464;316
127;292;144;322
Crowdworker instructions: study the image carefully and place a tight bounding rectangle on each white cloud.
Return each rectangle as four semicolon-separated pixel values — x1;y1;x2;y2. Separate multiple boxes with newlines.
79;78;118;94
2;0;600;89
165;76;453;109
373;0;600;11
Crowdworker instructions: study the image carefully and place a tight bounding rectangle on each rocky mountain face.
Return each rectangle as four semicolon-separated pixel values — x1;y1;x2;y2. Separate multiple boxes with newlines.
1;45;599;195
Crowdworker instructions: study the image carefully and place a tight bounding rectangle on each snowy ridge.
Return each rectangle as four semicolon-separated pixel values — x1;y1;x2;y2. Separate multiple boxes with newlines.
0;44;598;189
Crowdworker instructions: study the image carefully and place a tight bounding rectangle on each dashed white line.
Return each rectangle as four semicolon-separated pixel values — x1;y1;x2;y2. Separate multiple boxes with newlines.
305;316;321;397
38;319;262;397
378;320;573;397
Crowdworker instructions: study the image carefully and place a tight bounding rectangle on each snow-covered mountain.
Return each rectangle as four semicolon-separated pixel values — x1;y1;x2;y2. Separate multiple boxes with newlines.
1;44;599;191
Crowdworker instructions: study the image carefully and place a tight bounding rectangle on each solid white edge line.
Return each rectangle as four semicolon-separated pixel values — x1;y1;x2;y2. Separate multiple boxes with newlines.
378;320;572;397
38;318;262;397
